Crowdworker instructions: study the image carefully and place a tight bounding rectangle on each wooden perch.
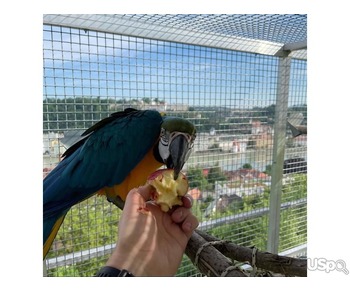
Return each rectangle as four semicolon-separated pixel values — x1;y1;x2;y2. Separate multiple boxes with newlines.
185;230;307;277
185;230;246;276
287;113;307;138
287;121;307;137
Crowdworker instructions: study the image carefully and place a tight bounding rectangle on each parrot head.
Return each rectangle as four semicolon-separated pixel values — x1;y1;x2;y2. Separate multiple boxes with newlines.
157;117;196;179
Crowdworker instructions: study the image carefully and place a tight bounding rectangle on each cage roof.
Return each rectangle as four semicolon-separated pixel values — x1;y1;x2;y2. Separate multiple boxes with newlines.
43;14;307;59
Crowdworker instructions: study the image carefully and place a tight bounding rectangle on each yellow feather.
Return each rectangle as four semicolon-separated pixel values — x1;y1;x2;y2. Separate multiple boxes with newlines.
100;148;163;201
43;215;65;259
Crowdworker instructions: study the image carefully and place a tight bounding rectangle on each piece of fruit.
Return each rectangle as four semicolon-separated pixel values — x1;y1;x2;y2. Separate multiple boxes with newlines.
147;169;189;212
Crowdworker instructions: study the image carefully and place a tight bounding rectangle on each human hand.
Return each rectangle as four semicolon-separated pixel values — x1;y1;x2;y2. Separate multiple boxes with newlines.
105;185;199;276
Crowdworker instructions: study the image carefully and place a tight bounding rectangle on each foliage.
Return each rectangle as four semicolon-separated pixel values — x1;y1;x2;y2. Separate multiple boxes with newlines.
206;164;227;189
45;169;307;277
227;197;245;213
204;173;306;254
47;196;121;258
198;195;215;213
44;101;303;135
50;256;110;277
43;97;113;132
186;164;228;191
242;163;252;169
186;167;208;189
264;164;272;176
209;216;268;250
281;173;307;203
188;199;203;222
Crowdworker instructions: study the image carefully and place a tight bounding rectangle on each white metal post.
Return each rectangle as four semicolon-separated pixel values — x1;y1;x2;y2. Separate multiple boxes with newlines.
43;260;47;277
267;56;291;253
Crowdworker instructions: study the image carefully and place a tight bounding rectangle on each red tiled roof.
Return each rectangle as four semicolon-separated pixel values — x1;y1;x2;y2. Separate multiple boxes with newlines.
225;169;269;180
188;188;201;200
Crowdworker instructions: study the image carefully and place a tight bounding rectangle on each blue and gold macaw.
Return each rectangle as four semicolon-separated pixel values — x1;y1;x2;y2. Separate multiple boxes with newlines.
43;108;196;259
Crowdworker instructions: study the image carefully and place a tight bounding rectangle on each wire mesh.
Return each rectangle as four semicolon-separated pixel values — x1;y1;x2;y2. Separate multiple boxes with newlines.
124;14;307;44
43;15;307;277
43;14;307;58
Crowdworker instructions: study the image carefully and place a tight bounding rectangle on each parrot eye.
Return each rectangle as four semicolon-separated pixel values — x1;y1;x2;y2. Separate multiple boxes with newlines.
160;128;169;146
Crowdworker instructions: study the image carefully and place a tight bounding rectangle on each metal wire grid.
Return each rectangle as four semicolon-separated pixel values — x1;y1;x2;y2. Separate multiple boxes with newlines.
45;196;121;276
43;14;307;59
43;24;280;116
279;58;307;252
43;17;307;276
124;14;307;44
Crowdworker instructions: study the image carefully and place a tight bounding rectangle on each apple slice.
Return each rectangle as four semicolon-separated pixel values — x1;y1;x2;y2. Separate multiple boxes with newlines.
147;169;189;212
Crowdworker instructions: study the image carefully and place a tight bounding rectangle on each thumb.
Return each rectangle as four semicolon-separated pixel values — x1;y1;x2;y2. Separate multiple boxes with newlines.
126;184;154;205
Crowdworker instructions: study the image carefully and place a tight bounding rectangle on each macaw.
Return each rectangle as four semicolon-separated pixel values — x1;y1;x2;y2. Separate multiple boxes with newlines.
43;108;196;259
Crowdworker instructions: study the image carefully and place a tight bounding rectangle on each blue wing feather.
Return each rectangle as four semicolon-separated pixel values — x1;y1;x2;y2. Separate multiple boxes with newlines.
43;109;163;250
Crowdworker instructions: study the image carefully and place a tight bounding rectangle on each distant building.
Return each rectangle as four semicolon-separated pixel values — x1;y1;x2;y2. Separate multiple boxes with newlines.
251;120;272;135
217;194;243;213
232;138;248;153
165;103;189;111
293;135;307;147
203;191;243;217
253;132;273;149
188;188;201;200
283;158;307;174
225;168;270;182
214;180;266;198
108;101;189;112
141;104;168;111
43;132;65;155
250;120;273;149
193;132;212;152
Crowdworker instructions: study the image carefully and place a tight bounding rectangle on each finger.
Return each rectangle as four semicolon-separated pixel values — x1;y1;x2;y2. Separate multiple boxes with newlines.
181;213;199;238
170;207;198;238
123;185;154;214
171;207;195;224
128;184;155;203
181;195;193;209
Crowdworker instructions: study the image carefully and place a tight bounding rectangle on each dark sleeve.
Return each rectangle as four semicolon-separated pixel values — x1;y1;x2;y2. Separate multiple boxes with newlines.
94;266;134;277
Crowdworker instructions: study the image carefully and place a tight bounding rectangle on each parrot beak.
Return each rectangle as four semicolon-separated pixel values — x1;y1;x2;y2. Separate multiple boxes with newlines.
166;134;190;180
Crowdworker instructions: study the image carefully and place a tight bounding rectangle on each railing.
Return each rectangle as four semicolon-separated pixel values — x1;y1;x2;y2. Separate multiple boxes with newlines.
45;198;306;271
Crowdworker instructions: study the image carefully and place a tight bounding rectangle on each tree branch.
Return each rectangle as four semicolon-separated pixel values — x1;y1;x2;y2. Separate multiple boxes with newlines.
185;230;247;276
185;230;307;277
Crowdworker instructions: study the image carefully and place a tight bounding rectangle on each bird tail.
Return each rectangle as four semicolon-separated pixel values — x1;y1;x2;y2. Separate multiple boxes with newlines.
43;213;67;259
43;152;81;259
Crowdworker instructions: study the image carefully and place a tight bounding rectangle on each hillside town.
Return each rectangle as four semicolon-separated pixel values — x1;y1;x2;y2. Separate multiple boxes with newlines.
43;117;283;155
43;103;307;217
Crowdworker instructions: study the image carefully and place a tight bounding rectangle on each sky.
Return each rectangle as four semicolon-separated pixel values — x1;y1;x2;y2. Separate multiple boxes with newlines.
43;23;307;108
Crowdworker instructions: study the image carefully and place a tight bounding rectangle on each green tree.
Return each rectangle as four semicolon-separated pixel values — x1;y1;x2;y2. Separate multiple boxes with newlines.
186;167;208;189
207;164;227;188
264;164;272;176
142;97;151;104
242;163;252;169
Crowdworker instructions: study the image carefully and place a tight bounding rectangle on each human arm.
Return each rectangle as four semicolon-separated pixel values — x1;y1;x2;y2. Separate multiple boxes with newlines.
97;185;199;276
